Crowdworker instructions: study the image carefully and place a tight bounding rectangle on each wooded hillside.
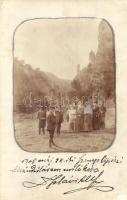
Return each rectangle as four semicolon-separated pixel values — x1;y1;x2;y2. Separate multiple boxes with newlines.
71;20;115;100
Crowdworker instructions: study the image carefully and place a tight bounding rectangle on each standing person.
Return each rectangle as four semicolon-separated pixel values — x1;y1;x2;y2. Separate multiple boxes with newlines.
37;106;47;135
92;102;100;130
83;101;93;132
47;107;56;147
55;106;64;135
99;102;106;129
76;101;84;132
67;105;76;132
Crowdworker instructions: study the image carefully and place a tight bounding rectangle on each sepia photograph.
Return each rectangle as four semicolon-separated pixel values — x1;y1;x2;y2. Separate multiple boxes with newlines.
13;18;116;152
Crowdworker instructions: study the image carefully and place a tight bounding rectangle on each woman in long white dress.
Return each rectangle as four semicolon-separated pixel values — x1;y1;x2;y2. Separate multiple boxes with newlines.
67;105;76;132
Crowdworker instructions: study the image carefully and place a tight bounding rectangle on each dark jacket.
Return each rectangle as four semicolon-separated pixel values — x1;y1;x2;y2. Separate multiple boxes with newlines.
47;113;56;131
38;110;46;121
55;111;63;124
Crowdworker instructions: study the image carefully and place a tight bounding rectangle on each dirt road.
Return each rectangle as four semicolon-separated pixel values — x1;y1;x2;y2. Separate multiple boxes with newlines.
14;113;115;153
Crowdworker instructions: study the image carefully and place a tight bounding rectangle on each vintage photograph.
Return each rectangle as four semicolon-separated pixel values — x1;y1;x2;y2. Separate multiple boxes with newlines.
13;18;116;152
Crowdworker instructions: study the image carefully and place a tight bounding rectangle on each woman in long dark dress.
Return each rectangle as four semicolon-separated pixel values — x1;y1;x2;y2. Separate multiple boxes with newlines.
76;101;84;132
99;103;106;129
92;102;100;130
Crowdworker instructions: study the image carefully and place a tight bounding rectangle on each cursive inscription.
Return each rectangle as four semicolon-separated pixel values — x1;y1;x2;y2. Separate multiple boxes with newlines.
22;170;114;194
10;154;123;195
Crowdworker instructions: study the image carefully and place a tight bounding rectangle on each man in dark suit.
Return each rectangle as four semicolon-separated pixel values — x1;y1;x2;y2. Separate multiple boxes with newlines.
55;106;63;135
47;107;56;147
37;106;47;135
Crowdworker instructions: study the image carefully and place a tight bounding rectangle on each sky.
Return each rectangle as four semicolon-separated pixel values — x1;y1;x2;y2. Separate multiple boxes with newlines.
14;18;101;80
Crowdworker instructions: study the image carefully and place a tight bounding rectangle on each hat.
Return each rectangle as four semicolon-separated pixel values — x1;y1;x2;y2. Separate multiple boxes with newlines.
50;106;55;109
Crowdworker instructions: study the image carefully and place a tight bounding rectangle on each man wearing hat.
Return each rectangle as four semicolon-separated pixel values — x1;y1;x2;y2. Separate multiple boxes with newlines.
55;106;63;135
37;106;47;135
47;106;56;147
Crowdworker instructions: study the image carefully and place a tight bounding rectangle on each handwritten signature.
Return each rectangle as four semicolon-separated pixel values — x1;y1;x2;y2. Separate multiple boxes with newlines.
22;170;114;195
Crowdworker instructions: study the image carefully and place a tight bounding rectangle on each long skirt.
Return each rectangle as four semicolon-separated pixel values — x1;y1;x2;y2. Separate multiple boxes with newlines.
69;118;76;132
99;115;105;129
93;114;99;130
84;114;92;132
76;115;84;132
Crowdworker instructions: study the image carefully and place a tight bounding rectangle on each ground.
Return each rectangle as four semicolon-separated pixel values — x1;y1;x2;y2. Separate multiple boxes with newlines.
14;113;115;153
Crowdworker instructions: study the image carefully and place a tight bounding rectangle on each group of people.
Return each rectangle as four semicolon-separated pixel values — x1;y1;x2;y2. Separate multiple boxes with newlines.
66;100;106;133
37;99;106;148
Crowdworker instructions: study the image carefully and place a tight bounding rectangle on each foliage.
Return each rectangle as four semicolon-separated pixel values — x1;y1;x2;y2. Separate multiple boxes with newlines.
70;20;115;100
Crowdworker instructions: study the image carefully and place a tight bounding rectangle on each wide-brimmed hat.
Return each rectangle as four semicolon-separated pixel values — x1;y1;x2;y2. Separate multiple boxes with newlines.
49;106;55;109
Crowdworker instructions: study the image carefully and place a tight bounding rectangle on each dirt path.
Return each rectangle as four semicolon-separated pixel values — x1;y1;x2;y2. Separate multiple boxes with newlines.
14;113;115;153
